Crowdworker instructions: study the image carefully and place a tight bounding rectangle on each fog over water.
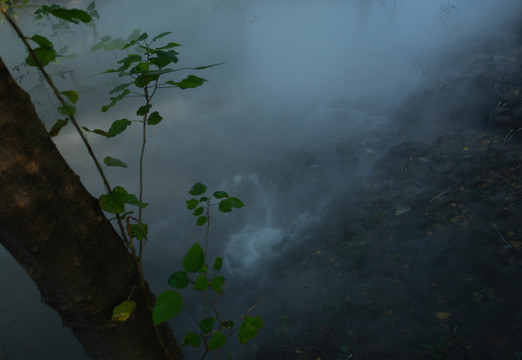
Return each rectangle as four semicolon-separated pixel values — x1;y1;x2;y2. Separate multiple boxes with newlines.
1;0;521;359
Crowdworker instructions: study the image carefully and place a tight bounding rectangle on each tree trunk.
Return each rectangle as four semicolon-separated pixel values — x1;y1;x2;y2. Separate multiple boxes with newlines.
0;56;183;359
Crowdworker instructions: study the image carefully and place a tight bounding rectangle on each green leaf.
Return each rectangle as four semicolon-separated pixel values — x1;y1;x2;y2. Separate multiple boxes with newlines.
193;274;208;291
147;111;163;125
186;199;198;210
49;118;69;137
183;243;205;273
126;29;141;41
134;73;159;88
157;42;182;50
154;50;178;67
41;6;92;23
25;47;57;67
29;35;53;49
111;300;136;322
137;104;152;116
61;90;79;104
199;317;214;334
152;31;172;42
107;118;131;138
210;275;225;294
93;129;109;136
189;182;207;196
199;197;208;202
103;156;128;168
152;290;183;325
182;332;201;348
218;197;244;213
87;1;96;11
57;104;76;116
168;271;189;289
196;216;207;226
208;332;226;351
125;192;148;208
109;83;132;95
166;75;206;89
130;223;148;241
136;32;148;41
118;55;143;71
101;89;130;112
103;38;126;51
213;191;228;199
98;186;128;213
213;257;223;271
238;315;263;344
192;207;204;216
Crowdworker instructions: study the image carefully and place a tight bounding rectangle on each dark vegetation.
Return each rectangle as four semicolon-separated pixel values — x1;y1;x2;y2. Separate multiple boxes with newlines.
254;15;522;360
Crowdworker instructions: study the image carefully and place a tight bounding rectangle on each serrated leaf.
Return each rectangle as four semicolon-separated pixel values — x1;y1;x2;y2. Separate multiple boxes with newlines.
189;182;207;196
152;290;183;325
130;223;148;241
238;315;263;344
199;317;214;334
29;35;53;49
111;300;136;322
57;104;76;116
137;104;151;116
186;199;198;210
196;216;207;226
213;257;223;271
49;118;69;137
183;243;204;273
168;271;189;289
193;274;209;291
103;156;128;168
107;118;131;138
61;90;79;104
182;332;201;348
147;111;163;125
208;332;226;351
210;275;225;294
25;47;57;67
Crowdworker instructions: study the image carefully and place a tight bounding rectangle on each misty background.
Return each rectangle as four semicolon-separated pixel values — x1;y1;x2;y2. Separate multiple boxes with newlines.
1;0;522;359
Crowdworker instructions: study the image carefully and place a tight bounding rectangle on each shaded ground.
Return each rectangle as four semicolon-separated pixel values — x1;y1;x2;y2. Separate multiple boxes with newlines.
254;17;522;360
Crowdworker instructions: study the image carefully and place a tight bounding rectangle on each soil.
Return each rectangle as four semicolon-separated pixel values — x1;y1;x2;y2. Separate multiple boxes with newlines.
254;17;522;360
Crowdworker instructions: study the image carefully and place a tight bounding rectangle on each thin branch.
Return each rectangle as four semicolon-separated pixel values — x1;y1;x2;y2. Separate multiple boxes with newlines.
428;182;459;203
1;8;130;244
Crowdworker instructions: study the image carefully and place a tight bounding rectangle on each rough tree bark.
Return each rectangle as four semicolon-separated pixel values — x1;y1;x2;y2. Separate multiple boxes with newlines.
0;56;183;359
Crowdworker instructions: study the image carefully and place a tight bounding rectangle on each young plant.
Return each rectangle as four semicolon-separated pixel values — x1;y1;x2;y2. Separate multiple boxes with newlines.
153;183;263;359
